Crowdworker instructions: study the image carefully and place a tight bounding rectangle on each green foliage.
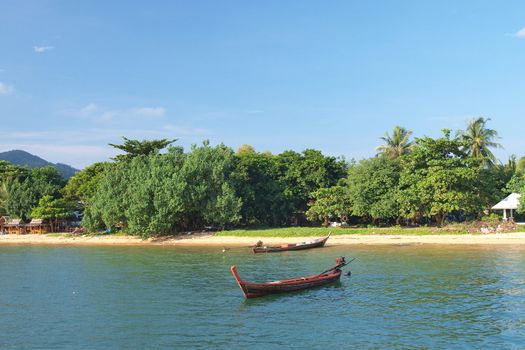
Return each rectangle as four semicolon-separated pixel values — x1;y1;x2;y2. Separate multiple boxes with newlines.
30;195;77;221
217;226;469;237
236;144;256;156
276;149;347;212
234;151;290;226
347;156;401;222
0;121;511;234
109;137;176;162
5;179;35;220
376;126;413;158
517;156;525;176
84;142;243;237
397;132;483;226
507;174;525;194
5;166;65;220
63;162;110;203
306;186;352;225
0;161;30;215
457;117;501;165
234;149;346;226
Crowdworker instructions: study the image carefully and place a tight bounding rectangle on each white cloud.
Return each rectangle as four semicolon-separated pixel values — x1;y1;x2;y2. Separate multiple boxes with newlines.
0;82;14;94
0;122;214;168
71;103;167;122
514;26;525;38
163;124;211;136
80;103;98;115
34;45;54;53
132;107;166;117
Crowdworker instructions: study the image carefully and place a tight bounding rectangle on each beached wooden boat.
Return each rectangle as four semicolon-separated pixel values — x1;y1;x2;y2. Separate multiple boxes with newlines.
231;256;351;298
252;234;330;253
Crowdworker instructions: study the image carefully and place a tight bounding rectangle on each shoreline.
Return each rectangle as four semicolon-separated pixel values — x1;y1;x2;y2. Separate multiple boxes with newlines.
1;232;525;247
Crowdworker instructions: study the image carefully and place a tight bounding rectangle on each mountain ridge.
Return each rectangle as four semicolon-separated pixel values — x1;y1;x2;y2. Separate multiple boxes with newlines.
0;149;78;179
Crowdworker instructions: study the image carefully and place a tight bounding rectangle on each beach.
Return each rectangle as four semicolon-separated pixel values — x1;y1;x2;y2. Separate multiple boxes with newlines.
1;232;525;246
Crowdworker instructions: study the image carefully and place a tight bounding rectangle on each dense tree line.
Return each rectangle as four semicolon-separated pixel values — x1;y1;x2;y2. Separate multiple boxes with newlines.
307;119;522;226
63;139;347;237
2;117;525;236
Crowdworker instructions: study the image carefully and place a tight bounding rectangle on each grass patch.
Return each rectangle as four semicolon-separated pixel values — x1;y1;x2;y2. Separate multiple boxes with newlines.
45;233;72;237
217;226;470;237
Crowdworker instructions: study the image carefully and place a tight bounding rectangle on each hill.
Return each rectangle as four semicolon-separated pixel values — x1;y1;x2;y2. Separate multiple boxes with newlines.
0;150;78;179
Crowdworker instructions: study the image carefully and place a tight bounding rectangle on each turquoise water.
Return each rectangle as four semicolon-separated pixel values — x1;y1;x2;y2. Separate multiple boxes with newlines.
0;245;524;349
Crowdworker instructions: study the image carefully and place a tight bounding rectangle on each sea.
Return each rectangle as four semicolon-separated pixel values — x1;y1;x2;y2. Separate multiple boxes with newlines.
0;244;524;349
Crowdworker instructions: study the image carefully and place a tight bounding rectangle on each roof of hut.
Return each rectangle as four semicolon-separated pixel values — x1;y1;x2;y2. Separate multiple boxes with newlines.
5;218;24;226
26;218;46;226
492;193;521;210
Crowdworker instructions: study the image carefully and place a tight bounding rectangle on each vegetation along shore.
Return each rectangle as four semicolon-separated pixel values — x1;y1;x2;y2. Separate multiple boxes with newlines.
2;117;525;239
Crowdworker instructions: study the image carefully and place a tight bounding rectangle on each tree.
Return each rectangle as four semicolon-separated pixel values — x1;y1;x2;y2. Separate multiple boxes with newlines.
306;186;352;226
517;156;525;176
5;166;65;220
347;156;401;223
5;179;35;220
234;151;290;226
397;131;484;226
63;162;110;203
30;195;77;232
84;141;242;236
109;137;176;162
376;126;413;158
236;144;256;156
275;149;347;214
457;117;501;165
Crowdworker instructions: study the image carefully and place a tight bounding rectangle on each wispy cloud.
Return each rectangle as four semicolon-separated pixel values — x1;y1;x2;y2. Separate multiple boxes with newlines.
72;103;167;122
245;109;265;114
514;26;525;38
163;124;211;136
34;45;54;53
0;82;14;95
0;123;214;168
132;107;166;117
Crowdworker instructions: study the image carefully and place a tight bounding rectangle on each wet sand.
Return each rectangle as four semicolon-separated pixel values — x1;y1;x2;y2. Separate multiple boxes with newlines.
1;232;525;246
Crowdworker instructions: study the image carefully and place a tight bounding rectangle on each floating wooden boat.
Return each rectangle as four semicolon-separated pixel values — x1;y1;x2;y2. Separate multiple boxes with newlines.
231;256;352;298
252;234;330;253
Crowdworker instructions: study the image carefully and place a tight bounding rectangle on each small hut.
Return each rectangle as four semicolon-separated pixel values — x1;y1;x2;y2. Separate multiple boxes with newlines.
492;193;521;221
26;219;50;234
0;216;10;233
4;218;26;235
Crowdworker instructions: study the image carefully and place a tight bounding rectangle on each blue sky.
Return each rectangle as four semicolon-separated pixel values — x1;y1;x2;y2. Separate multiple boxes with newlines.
1;1;525;168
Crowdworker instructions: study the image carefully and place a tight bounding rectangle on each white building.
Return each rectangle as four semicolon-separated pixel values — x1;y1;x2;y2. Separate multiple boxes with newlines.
491;193;521;221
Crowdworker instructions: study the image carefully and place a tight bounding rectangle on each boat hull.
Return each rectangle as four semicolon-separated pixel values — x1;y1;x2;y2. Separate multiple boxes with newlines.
231;266;343;298
253;235;330;254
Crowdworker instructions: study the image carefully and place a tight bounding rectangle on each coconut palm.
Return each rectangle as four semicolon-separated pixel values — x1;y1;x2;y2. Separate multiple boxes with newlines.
458;117;501;165
517;156;525;176
376;126;413;158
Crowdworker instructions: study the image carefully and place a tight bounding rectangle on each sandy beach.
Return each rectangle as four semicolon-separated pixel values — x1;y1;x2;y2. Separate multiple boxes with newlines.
1;232;525;246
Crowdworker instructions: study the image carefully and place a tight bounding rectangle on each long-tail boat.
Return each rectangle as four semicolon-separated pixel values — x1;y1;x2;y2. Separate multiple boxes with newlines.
231;256;352;298
252;233;330;253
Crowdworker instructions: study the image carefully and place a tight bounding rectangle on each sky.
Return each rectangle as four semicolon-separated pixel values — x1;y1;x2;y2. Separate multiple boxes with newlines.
1;1;525;169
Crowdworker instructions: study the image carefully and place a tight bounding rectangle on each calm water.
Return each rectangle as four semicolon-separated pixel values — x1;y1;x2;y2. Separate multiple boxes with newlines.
0;245;524;349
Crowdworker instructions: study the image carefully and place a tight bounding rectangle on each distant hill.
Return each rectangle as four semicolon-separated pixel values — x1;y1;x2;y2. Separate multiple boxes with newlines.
0;150;78;179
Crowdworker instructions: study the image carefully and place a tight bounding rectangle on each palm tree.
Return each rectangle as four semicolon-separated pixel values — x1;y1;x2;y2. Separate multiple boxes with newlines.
517;156;525;176
376;126;413;158
458;117;502;165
